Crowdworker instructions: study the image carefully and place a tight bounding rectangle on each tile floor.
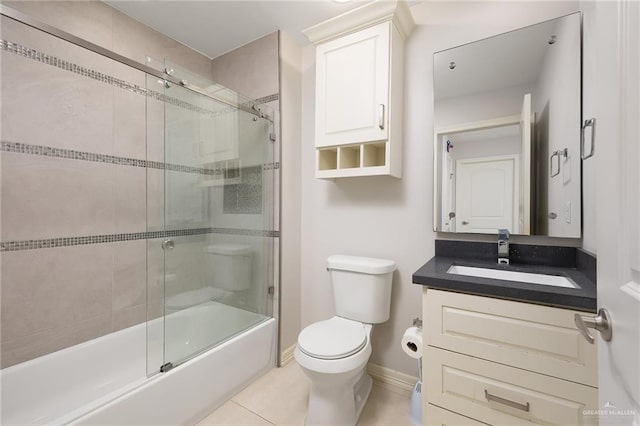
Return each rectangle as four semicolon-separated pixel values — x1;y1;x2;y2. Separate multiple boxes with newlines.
198;361;413;426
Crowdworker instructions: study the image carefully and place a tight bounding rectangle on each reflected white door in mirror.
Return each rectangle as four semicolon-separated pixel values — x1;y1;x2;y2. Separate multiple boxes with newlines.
435;108;529;234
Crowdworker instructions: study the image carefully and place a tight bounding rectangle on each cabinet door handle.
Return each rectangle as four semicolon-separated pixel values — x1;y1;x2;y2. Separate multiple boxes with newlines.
484;390;530;412
378;104;385;130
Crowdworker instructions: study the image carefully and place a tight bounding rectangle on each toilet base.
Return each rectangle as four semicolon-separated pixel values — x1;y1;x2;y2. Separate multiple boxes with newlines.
305;370;373;426
353;372;373;422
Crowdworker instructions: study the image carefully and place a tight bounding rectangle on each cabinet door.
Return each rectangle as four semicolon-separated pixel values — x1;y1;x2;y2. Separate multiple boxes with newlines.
315;22;390;147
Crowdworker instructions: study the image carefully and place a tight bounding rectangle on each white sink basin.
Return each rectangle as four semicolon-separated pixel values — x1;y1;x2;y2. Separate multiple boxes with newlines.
447;265;579;289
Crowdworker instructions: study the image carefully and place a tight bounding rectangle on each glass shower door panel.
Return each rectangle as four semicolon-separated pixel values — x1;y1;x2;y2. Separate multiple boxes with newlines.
146;72;166;376
162;73;275;368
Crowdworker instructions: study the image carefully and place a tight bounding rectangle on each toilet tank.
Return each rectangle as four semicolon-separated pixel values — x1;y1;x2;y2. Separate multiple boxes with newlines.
327;255;396;324
205;244;252;291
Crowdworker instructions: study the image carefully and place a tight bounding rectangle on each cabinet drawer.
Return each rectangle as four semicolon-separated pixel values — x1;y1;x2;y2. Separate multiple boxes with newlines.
423;289;598;386
427;404;489;425
426;347;598;426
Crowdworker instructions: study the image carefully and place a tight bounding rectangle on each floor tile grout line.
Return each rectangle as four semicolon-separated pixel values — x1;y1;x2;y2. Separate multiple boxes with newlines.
228;400;278;426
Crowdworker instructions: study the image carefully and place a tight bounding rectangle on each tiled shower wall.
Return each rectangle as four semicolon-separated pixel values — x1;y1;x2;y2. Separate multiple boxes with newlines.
0;1;280;368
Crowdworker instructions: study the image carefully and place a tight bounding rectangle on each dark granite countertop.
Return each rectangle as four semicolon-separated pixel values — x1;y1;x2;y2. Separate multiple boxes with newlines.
412;241;597;313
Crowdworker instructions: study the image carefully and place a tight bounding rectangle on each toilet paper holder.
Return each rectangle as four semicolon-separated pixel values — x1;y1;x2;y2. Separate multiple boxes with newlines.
412;317;422;328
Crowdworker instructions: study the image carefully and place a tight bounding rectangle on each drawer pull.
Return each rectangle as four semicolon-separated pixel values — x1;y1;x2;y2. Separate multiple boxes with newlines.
484;390;530;412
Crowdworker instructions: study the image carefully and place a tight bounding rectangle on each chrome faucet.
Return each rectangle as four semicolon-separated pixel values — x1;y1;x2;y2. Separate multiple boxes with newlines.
498;229;510;264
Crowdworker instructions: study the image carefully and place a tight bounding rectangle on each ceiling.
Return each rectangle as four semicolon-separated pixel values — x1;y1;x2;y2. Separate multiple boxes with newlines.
106;0;373;59
433;16;559;100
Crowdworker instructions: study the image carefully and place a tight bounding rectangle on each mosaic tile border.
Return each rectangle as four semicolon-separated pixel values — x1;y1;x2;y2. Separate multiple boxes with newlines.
0;39;277;119
1;141;280;176
263;162;281;171
254;93;279;104
0;228;280;252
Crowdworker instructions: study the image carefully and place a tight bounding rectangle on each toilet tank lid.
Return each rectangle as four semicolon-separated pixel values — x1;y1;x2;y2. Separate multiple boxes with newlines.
327;255;396;274
206;244;252;255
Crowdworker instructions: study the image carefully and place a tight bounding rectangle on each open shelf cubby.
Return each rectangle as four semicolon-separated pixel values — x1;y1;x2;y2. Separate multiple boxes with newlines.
363;142;386;167
316;141;391;178
339;145;361;169
318;147;338;171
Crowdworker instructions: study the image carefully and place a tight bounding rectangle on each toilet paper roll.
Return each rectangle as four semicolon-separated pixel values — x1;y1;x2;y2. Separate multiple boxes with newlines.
401;326;423;359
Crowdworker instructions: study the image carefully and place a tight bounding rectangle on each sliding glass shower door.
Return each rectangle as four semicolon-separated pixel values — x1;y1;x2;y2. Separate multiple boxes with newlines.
147;64;276;374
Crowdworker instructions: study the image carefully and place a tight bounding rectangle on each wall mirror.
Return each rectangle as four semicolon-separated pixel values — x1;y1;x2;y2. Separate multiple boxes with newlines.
433;13;582;238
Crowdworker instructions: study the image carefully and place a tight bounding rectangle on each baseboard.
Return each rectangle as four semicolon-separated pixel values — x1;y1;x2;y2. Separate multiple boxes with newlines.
366;362;418;396
280;347;418;396
280;344;296;366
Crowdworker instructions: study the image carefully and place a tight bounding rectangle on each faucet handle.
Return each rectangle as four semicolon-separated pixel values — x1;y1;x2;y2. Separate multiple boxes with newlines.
498;229;510;240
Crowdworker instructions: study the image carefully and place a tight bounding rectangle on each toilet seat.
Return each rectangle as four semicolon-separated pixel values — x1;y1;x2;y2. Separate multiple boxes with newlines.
297;317;367;360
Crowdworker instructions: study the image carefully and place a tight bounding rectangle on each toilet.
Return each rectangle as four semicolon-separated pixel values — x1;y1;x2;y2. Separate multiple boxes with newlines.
165;243;253;313
205;243;253;291
294;255;396;426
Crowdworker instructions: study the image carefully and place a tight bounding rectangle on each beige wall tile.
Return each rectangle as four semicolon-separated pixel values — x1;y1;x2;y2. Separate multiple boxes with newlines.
1;153;115;241
146;93;166;164
113;62;146;160
146;168;165;232
1;314;111;368
1;39;114;155
114;165;146;233
146;238;165;304
112;303;146;332
2;1;114;50
1;244;113;343
211;32;279;100
112;240;147;311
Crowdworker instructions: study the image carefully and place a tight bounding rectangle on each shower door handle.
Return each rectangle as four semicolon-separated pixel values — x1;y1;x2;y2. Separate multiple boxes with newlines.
162;239;174;250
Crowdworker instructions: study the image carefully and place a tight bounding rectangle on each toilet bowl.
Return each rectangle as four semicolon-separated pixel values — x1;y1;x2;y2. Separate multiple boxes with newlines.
294;255;395;426
295;317;373;426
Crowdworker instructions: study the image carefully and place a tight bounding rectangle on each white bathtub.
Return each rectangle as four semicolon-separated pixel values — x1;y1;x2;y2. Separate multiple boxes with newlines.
1;301;276;425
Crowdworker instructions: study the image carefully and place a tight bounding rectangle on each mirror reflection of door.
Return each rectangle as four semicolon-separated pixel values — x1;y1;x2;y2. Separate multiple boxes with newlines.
455;155;518;233
439;106;528;235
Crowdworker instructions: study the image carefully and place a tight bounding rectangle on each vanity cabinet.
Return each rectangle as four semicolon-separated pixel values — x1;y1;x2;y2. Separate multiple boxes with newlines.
422;289;599;425
304;1;413;179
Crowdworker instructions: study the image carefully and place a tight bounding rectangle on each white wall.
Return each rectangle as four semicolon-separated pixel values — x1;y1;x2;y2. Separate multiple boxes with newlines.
279;31;303;357
299;0;581;376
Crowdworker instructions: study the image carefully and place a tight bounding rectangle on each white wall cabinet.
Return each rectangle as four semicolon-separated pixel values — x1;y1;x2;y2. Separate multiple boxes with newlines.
422;289;599;425
304;1;414;179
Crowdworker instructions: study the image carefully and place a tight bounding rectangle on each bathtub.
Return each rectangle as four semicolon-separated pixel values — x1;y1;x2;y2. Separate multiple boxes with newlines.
1;301;276;425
